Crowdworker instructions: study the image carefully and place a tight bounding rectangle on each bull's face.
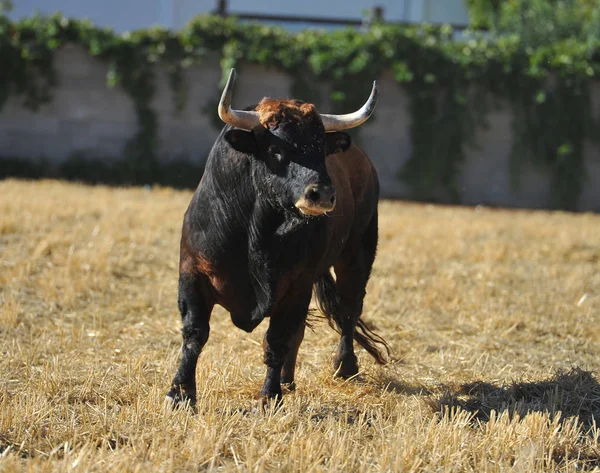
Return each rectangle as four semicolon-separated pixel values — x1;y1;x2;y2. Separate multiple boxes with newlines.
216;69;379;217
224;122;351;217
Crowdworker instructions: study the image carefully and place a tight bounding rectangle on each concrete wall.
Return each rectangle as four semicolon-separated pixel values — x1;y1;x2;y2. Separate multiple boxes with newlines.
0;45;598;212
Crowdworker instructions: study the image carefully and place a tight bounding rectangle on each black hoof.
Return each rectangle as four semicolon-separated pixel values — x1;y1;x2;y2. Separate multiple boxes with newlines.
165;385;196;410
334;354;359;379
282;381;296;392
258;393;284;413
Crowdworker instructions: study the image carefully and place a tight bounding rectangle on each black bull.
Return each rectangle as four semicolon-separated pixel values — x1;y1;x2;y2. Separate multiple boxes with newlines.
166;69;391;407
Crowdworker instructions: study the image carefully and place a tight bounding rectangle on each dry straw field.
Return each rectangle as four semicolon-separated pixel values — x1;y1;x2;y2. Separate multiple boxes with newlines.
1;178;600;472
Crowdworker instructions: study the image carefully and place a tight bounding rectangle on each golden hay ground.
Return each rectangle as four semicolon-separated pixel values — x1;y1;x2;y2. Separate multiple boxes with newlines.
1;179;600;472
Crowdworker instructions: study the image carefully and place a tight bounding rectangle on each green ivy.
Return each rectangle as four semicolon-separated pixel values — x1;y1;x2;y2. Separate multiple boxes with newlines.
0;12;599;209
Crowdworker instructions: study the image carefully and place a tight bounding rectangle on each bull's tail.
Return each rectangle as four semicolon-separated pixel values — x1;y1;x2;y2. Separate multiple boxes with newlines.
313;271;391;365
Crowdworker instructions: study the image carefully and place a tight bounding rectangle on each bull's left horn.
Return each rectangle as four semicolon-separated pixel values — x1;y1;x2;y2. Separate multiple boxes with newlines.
218;68;261;131
320;81;380;132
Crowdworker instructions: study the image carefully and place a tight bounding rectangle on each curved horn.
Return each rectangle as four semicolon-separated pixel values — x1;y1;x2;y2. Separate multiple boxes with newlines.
218;68;261;130
320;81;380;132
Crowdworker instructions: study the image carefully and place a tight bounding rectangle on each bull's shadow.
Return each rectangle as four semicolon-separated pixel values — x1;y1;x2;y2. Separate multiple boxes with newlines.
431;367;600;430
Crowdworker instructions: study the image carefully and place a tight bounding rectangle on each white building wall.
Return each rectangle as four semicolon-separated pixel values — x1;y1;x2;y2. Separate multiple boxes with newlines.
424;0;469;24
171;0;216;29
9;0;470;32
226;0;406;21
9;0;213;31
174;0;469;28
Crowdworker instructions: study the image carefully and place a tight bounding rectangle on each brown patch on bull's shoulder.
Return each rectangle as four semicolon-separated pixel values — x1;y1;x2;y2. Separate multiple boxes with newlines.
179;236;213;277
179;253;196;275
180;253;214;277
179;236;195;275
256;98;320;128
180;249;227;290
193;253;214;276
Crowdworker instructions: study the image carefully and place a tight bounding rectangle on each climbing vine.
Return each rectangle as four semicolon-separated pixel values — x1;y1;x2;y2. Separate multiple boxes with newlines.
1;11;599;209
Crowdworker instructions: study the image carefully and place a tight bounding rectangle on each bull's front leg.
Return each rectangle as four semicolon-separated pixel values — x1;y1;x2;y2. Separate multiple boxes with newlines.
280;323;306;391
166;273;214;408
260;290;310;407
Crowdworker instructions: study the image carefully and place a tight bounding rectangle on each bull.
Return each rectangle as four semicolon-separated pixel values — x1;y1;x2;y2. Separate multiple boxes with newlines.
166;69;391;407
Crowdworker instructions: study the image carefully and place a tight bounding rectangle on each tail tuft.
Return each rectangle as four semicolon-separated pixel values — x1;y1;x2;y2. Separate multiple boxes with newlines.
314;271;391;364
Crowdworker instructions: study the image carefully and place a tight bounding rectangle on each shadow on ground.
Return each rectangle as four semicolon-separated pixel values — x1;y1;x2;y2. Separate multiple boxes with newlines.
0;437;33;458
432;367;600;429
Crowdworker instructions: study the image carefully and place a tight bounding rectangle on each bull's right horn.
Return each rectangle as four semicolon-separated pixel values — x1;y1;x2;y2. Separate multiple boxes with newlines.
218;68;261;131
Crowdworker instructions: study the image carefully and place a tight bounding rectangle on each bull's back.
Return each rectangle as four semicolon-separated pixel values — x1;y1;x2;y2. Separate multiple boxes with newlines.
315;143;379;272
328;143;379;225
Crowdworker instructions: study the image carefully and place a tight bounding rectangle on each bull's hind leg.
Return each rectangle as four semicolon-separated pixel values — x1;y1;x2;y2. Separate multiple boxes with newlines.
332;212;378;378
166;273;214;408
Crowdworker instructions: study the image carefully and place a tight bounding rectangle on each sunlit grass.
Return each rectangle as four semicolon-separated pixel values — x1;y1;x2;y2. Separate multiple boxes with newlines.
1;179;599;472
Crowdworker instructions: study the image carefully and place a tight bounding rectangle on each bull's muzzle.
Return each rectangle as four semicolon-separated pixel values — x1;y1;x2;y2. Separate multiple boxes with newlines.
295;184;337;216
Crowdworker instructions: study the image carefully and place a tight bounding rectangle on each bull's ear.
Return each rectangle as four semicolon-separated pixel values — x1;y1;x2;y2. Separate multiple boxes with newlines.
325;132;351;155
224;129;257;154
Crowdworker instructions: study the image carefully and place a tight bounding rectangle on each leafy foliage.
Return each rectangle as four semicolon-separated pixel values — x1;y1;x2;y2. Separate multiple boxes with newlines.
465;0;600;36
464;0;502;29
0;11;599;209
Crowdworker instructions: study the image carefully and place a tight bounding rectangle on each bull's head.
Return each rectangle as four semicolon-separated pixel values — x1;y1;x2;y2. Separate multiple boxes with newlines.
217;68;379;217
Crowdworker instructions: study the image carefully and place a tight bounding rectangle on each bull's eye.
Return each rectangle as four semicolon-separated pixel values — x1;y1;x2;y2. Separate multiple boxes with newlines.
268;145;285;163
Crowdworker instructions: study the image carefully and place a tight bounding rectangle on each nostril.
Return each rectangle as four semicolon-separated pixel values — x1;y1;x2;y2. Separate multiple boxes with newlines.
330;195;336;205
308;189;320;202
